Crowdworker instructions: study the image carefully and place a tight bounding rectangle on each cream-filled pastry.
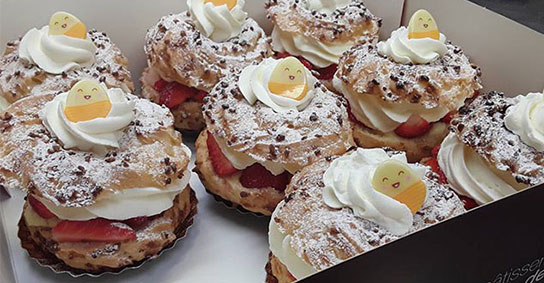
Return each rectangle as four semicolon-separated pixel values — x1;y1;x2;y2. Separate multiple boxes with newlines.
0;79;196;275
266;0;381;87
432;91;544;206
194;57;354;215
266;148;465;282
0;11;133;113
141;0;273;131
334;9;482;162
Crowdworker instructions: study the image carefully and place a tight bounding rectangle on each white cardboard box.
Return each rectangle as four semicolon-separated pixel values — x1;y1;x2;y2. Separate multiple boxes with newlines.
0;0;543;282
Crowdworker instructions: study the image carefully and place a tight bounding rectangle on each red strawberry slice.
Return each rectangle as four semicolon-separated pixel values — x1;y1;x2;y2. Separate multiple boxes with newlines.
28;195;55;219
153;79;168;92
193;90;208;103
275;52;291;59
298;57;314;70
159;81;194;108
239;163;292;191
394;115;432;138
458;195;479;210
52;218;136;243
206;132;239;177
124;216;149;229
424;157;448;184
440;111;455;124
431;144;441;157
315;64;338;80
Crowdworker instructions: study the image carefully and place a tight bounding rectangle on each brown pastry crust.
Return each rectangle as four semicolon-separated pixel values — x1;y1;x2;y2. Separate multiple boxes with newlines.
451;91;544;185
266;253;296;283
144;12;273;93
352;121;449;162
140;67;205;131
0;30;133;107
335;43;482;110
0;93;191;208
203;74;355;173
194;130;282;215
266;0;381;44
18;187;198;276
269;153;465;276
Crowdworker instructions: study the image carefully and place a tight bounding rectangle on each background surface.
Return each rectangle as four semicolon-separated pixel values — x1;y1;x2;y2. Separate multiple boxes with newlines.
471;0;544;33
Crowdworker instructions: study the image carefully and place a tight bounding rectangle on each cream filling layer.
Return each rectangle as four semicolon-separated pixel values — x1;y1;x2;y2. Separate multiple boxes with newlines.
33;169;191;221
438;133;526;204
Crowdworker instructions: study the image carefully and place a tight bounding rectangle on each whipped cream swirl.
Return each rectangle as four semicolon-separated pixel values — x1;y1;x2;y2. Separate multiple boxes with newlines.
18;26;96;74
269;209;317;280
323;148;425;235
187;0;247;42
377;26;447;65
28;166;191;221
307;0;350;13
505;92;544;151
39;84;135;154
438;133;526;204
239;58;316;113
332;76;454;132
272;28;351;68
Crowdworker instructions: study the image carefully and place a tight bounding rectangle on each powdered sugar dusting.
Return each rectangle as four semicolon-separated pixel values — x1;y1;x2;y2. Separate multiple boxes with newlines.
336;42;482;109
204;73;354;169
266;0;381;43
0;93;190;208
0;30;133;105
451;91;544;186
144;12;273;92
273;156;465;271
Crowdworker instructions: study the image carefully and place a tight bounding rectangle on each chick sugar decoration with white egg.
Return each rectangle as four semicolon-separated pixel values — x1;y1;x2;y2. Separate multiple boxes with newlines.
239;57;317;112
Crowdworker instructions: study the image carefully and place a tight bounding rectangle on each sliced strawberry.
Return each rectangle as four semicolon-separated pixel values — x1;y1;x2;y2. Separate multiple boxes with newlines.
440;111;455;124
239;163;292;191
153;79;168;92
207;132;239;177
424;157;448;184
315;64;338;80
52;218;136;243
28;195;55;219
298;57;314;70
458;195;479;210
275;52;291;59
431;144;441;157
394;115;432;138
193;90;208;103
124;216;149;229
159;81;195;108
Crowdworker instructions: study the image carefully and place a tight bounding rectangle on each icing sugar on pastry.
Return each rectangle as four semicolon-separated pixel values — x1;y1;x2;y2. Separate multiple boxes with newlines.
187;0;247;42
18;11;96;74
39;80;135;154
323;148;427;235
239;57;316;112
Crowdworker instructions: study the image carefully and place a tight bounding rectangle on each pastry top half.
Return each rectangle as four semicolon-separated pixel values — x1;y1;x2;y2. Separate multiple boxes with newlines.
0;30;133;108
335;42;481;111
203;58;355;174
269;149;465;279
144;12;273;92
266;0;381;44
0;91;190;209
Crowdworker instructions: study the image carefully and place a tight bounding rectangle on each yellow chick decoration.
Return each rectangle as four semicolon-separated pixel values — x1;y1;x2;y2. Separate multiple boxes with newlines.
408;9;440;40
371;159;427;215
268;57;309;101
48;11;87;39
64;80;112;123
204;0;237;10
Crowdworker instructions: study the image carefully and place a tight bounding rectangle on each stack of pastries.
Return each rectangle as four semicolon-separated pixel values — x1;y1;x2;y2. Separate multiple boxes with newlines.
0;0;541;281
